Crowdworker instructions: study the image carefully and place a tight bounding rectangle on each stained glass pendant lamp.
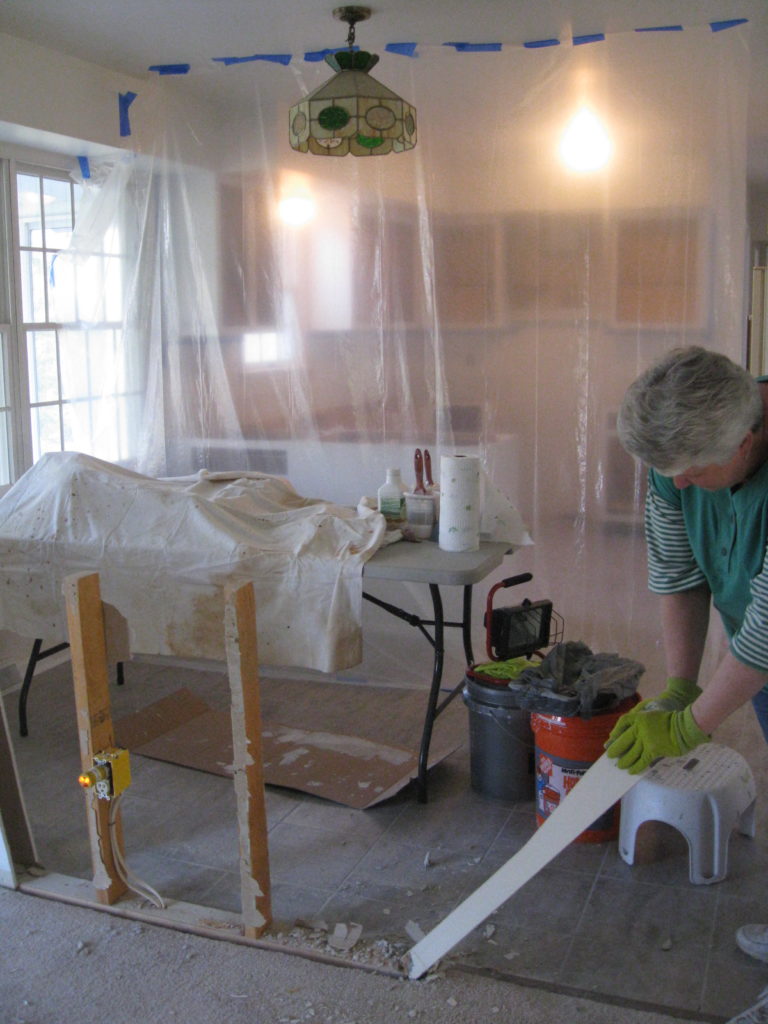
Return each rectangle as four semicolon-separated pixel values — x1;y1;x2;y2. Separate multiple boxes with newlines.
289;5;417;157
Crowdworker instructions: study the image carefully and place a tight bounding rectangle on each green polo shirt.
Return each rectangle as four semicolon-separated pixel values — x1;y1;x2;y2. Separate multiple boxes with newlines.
647;456;768;674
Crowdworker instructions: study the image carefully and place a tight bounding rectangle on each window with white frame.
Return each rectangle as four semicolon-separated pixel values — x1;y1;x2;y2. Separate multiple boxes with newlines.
0;157;135;489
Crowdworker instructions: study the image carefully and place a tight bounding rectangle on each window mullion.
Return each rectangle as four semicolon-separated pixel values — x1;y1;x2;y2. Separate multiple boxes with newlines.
4;158;33;478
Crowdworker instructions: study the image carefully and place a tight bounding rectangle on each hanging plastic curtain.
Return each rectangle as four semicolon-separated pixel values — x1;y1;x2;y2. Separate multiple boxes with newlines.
53;24;749;688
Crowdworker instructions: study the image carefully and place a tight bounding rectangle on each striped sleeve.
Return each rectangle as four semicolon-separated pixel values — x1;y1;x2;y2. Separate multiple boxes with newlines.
645;487;707;594
731;541;768;673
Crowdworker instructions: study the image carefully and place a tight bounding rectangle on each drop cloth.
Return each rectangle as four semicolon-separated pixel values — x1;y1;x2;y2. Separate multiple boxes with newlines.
0;452;387;671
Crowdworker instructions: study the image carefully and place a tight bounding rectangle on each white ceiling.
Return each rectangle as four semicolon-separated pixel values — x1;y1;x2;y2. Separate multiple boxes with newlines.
1;0;767;179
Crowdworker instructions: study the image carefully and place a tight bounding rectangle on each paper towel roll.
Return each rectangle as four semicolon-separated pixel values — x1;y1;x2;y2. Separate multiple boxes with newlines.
438;454;481;552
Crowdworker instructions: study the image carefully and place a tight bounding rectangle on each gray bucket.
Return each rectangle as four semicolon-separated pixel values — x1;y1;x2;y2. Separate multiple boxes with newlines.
462;674;535;801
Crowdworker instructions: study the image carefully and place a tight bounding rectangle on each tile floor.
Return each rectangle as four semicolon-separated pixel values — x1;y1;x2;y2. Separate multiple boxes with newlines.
6;656;768;1023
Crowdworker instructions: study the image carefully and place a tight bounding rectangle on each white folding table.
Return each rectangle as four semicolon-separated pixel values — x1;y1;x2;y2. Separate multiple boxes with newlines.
362;539;515;802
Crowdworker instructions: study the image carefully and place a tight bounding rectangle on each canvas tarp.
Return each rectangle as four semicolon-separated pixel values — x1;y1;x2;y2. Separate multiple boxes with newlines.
0;451;387;671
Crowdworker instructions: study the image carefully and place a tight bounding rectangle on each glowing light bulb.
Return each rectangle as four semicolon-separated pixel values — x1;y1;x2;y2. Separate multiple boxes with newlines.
559;107;612;172
277;195;316;226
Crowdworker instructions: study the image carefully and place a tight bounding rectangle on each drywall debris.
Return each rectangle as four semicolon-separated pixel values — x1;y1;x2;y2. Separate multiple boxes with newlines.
405;920;425;943
660;936;673;951
483;924;496;940
327;922;363;951
423;851;432;868
267;919;408;973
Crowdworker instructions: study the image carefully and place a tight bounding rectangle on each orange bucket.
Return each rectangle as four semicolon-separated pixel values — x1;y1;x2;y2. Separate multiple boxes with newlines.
531;695;639;843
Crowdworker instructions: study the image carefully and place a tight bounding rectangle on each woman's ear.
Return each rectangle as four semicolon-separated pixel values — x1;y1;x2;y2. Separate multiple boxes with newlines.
739;431;755;461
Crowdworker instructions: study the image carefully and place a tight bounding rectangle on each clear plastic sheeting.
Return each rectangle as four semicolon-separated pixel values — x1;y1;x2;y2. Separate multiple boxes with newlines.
0;452;385;670
48;26;749;688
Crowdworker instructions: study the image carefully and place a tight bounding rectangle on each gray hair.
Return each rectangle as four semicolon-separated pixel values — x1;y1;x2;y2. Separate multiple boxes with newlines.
617;346;764;474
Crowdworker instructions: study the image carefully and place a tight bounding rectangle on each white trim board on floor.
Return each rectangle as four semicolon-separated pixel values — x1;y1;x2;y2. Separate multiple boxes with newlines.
407;753;641;979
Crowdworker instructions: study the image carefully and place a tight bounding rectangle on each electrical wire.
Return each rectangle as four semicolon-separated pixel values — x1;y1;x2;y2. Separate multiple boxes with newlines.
107;793;167;909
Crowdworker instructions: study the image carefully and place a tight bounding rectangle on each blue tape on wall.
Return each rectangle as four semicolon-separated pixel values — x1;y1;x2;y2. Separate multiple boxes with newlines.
78;156;91;180
213;53;292;65
118;91;137;137
148;64;191;75
710;18;748;31
523;38;561;48
385;42;418;57
143;17;751;75
573;33;606;45
444;42;503;52
304;47;357;61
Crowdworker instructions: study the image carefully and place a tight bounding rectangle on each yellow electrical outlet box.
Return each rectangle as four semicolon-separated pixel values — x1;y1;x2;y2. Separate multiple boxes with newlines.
78;747;131;800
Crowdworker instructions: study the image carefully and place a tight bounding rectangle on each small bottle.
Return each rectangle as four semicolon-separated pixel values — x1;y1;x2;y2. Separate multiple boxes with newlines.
378;467;406;523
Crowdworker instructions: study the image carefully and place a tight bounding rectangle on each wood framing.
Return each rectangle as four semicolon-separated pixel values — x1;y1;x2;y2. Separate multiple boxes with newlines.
224;581;272;936
64;572;128;905
8;570;273;946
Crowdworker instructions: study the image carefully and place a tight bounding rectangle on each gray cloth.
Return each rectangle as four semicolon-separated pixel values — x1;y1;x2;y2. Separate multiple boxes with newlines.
508;641;644;718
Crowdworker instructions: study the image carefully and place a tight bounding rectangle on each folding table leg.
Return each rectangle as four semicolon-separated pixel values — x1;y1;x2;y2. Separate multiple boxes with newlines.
415;584;445;803
18;639;70;737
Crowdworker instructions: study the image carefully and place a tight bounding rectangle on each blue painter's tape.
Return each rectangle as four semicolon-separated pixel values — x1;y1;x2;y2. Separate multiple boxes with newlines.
573;33;605;45
304;46;357;61
49;253;57;287
710;18;748;31
78;156;91;180
443;42;503;52
385;42;418;57
213;53;292;65
634;25;683;32
148;63;191;75
118;91;137;138
523;38;560;48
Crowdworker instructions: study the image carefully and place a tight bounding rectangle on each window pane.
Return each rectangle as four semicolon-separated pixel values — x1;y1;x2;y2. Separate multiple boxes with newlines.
31;404;62;461
72;396;119;462
0;328;9;487
0;412;9;486
49;252;76;322
20;249;46;322
42;177;73;249
104;255;123;320
27;330;59;403
75;256;105;322
16;174;42;247
60;329;89;400
104;222;121;257
62;400;89;451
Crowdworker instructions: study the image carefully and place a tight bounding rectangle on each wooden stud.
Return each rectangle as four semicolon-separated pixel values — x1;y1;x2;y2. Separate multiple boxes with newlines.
224;581;271;936
64;572;127;905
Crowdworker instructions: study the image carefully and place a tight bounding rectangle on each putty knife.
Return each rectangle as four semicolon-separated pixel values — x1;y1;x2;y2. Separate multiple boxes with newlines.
407;752;641;979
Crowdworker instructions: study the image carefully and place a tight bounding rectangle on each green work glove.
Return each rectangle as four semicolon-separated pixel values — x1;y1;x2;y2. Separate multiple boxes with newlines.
632;676;702;714
605;705;710;775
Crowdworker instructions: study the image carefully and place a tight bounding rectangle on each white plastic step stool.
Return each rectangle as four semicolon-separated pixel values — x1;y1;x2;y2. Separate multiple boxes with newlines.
619;743;756;885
